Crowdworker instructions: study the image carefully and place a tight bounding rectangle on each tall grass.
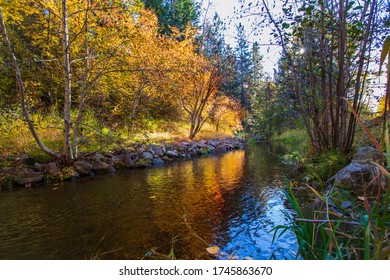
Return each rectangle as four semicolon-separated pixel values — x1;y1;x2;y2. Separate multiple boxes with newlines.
273;179;390;259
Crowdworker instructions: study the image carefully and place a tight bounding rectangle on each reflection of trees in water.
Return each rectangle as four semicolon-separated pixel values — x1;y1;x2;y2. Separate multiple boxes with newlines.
144;151;245;259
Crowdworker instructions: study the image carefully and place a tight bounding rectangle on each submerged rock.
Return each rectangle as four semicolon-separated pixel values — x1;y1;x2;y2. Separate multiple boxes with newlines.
152;158;164;166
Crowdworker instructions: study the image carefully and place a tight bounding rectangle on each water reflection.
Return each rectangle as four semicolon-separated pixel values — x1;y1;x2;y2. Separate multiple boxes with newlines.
0;144;297;259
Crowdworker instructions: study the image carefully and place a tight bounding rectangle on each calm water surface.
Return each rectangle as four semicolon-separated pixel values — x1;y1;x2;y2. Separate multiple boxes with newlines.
0;143;297;260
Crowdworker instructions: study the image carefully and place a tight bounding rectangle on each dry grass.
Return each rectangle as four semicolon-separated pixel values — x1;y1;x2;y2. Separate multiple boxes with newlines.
0;113;236;162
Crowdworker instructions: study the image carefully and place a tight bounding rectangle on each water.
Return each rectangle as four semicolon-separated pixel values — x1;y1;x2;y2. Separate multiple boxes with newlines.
0;143;297;260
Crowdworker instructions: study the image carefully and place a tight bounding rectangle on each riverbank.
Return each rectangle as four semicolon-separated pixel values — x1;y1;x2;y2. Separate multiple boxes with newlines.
273;126;390;260
0;137;244;190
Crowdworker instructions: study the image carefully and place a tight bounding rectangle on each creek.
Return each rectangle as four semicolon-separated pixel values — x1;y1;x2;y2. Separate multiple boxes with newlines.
0;143;297;260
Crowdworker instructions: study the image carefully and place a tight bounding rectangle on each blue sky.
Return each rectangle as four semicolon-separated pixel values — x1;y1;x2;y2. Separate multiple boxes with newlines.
201;0;283;76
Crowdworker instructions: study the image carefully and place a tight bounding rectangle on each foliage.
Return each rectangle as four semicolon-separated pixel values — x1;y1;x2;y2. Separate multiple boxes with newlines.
0;0;242;160
273;181;390;260
240;0;389;153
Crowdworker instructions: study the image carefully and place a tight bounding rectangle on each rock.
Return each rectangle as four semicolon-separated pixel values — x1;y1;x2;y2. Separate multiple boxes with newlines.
34;163;45;172
166;150;179;157
330;162;387;193
134;158;152;168
352;146;385;163
92;153;105;161
111;155;124;168
142;152;154;161
152;158;164;166
123;152;139;168
147;145;164;157
208;140;217;147
45;162;62;177
19;155;34;165
14;170;43;186
74;161;93;175
161;143;167;154
92;159;109;173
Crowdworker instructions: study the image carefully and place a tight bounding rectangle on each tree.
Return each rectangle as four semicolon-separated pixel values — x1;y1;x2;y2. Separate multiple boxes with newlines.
141;0;199;35
241;0;385;153
235;23;252;108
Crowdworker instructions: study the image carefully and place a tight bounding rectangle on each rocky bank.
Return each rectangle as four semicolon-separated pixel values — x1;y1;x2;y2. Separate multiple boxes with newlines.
0;138;244;189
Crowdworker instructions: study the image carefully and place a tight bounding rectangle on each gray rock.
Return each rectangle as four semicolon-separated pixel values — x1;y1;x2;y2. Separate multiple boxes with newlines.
74;161;93;175
166;150;179;157
14;170;43;186
92;159;109;173
123;152;139;167
152;158;164;166
20;155;34;165
352;146;385;163
45;162;61;177
330;162;387;192
208;140;217;147
147;145;164;157
112;155;125;168
34;163;45;172
92;153;105;161
142;152;154;161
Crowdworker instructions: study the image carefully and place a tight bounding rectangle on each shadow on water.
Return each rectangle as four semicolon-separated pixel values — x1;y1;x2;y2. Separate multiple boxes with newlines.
0;143;297;260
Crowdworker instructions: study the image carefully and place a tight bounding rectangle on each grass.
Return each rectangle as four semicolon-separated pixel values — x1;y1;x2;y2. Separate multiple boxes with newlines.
0;109;235;163
271;128;309;146
273;180;390;260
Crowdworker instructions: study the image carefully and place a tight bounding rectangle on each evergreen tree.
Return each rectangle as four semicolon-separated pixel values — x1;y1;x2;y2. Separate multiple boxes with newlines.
235;23;252;108
141;0;199;35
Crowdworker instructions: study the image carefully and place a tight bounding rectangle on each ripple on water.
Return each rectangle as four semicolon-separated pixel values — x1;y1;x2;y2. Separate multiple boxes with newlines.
0;144;297;259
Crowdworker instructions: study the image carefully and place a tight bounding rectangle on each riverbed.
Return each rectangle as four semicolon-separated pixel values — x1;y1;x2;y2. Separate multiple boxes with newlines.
0;143;297;260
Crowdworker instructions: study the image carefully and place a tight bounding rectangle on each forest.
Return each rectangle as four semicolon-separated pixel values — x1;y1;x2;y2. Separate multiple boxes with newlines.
0;0;390;260
0;0;388;161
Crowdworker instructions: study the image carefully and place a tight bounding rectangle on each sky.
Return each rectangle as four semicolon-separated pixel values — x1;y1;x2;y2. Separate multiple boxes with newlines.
200;0;386;110
201;0;283;76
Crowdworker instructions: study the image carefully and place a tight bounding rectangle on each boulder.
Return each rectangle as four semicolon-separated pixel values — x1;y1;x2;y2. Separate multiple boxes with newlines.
34;163;45;172
92;159;109;173
112;155;125;168
92;153;106;161
142;152;154;161
45;162;61;177
330;162;387;193
352;146;385;163
14;170;43;186
166;150;179;157
123;152;139;168
19;154;34;165
152;158;164;166
74;161;93;175
208;140;217;148
147;145;164;157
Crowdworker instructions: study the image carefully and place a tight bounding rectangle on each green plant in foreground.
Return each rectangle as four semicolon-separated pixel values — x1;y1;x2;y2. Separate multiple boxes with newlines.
272;179;390;260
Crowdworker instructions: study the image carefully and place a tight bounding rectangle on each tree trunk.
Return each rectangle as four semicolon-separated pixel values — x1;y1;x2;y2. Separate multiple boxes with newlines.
74;0;91;158
62;0;73;162
0;8;60;159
